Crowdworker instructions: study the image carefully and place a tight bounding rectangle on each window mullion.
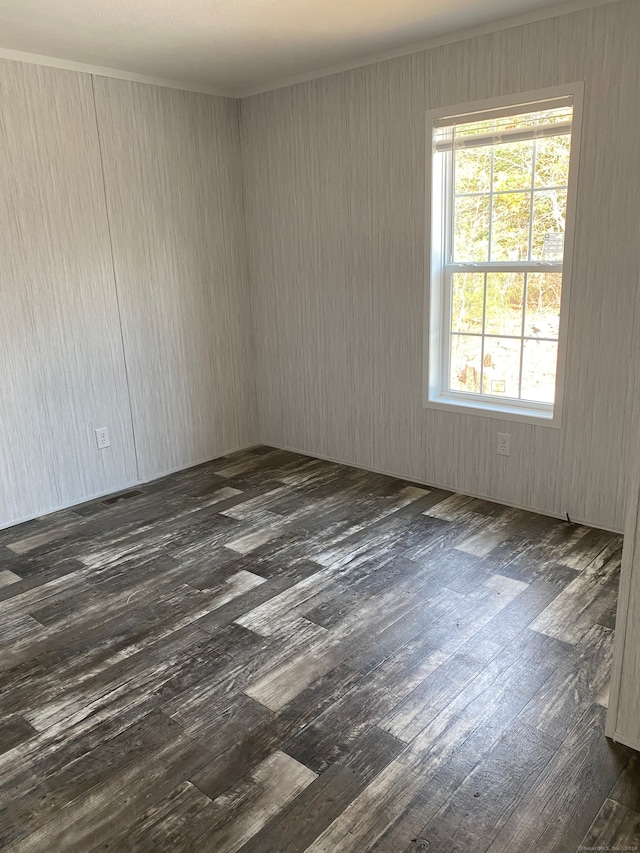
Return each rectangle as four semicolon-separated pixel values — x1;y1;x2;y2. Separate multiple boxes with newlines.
519;273;528;399
443;270;452;394
445;263;562;273
488;147;495;262
479;272;488;394
528;139;537;262
519;142;537;400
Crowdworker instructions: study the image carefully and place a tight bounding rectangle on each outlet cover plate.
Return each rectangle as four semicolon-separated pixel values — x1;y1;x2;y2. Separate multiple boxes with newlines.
95;427;110;450
497;433;511;456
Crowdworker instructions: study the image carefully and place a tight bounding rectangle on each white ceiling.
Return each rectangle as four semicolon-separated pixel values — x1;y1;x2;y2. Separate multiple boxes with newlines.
0;0;617;96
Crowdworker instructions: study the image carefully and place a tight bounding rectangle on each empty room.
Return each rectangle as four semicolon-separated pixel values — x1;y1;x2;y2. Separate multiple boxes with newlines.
1;0;640;850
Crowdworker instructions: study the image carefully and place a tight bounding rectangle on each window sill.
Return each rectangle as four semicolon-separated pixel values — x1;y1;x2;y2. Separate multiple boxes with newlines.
424;393;561;428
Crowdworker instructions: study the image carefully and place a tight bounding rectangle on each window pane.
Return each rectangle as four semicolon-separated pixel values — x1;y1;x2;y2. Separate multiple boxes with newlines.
449;334;482;393
455;146;492;194
493;140;534;192
531;190;567;260
454;195;490;262
521;339;558;403
524;273;562;338
451;273;485;333
485;273;524;336
482;337;521;398
433;99;575;416
534;135;571;188
491;192;531;261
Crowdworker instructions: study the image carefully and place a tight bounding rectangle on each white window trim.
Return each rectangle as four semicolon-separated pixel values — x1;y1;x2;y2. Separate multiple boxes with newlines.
423;83;584;429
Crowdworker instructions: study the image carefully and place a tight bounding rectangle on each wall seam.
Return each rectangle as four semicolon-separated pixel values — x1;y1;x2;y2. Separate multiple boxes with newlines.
89;73;141;482
236;95;263;441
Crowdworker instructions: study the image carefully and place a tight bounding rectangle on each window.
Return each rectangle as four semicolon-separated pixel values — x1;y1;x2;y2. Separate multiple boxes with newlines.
425;86;582;426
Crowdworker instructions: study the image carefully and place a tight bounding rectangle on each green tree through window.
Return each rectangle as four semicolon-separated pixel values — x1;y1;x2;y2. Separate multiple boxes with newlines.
426;90;580;424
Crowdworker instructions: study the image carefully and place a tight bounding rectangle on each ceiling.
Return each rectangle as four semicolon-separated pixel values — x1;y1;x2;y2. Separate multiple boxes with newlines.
0;0;616;96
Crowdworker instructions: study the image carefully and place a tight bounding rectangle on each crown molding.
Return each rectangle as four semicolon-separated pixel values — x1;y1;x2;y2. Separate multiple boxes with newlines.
237;0;622;97
0;0;624;99
0;47;234;97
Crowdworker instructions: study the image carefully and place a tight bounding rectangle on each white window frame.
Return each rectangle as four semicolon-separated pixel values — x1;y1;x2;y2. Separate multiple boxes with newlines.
424;83;584;428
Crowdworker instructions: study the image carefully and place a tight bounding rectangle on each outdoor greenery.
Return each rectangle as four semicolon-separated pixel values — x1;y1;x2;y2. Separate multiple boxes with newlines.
447;123;570;404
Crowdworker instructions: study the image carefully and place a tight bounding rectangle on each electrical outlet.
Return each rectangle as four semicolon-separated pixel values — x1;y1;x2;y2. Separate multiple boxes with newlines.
95;427;110;450
497;433;511;457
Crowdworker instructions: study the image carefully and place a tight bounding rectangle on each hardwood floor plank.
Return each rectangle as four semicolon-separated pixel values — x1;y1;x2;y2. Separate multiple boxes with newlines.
242;570;446;711
6;527;78;556
20;624;242;734
92;780;217;852
3;730;218;853
0;559;86;605
0;710;180;848
195;560;323;632
405;722;557;853
560;528;622;572
303;630;569;853
192;664;362;802
454;509;531;558
224;526;284;555
517;623;614;742
342;584;467;674
486;520;591;583
238;727;403;853
194;751;317;853
168;692;272;752
379;653;489;743
608;752;640;813
456;578;561;659
234;565;339;636
579;798;640;849
0;570;21;588
0;511;83;553
97;751;318;853
423;493;477;521
486;705;631;853
530;573;618;644
0;716;35;758
0;447;626;852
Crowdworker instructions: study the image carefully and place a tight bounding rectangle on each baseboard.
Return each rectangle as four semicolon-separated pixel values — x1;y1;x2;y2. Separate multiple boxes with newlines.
0;441;259;532
260;441;623;534
606;728;640;753
2;438;622;535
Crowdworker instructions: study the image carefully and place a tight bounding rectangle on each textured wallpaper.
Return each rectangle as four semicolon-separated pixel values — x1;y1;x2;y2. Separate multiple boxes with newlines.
241;0;640;532
0;65;258;528
0;61;138;527
94;79;258;483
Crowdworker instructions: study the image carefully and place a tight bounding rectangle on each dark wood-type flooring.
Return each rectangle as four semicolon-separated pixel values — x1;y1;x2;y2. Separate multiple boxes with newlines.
1;446;639;852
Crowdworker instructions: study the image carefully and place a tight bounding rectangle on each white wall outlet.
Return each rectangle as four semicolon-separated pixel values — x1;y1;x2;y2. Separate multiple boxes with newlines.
95;427;110;450
497;432;511;457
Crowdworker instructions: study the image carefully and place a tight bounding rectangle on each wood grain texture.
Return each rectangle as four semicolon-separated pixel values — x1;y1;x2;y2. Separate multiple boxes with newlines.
579;798;640;850
93;77;258;483
0;59;137;528
607;405;640;750
0;446;635;852
240;0;640;532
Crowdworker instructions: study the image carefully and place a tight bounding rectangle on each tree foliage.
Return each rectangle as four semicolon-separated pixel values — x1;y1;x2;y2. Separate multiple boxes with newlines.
447;129;570;402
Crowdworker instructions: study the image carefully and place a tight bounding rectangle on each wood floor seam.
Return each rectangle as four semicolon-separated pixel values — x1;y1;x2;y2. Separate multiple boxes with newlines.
0;446;635;853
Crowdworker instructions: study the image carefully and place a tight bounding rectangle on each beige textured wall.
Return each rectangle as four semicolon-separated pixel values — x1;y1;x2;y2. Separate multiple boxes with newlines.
2;1;638;532
93;79;258;483
0;63;257;529
607;399;640;750
241;0;640;532
0;60;138;527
